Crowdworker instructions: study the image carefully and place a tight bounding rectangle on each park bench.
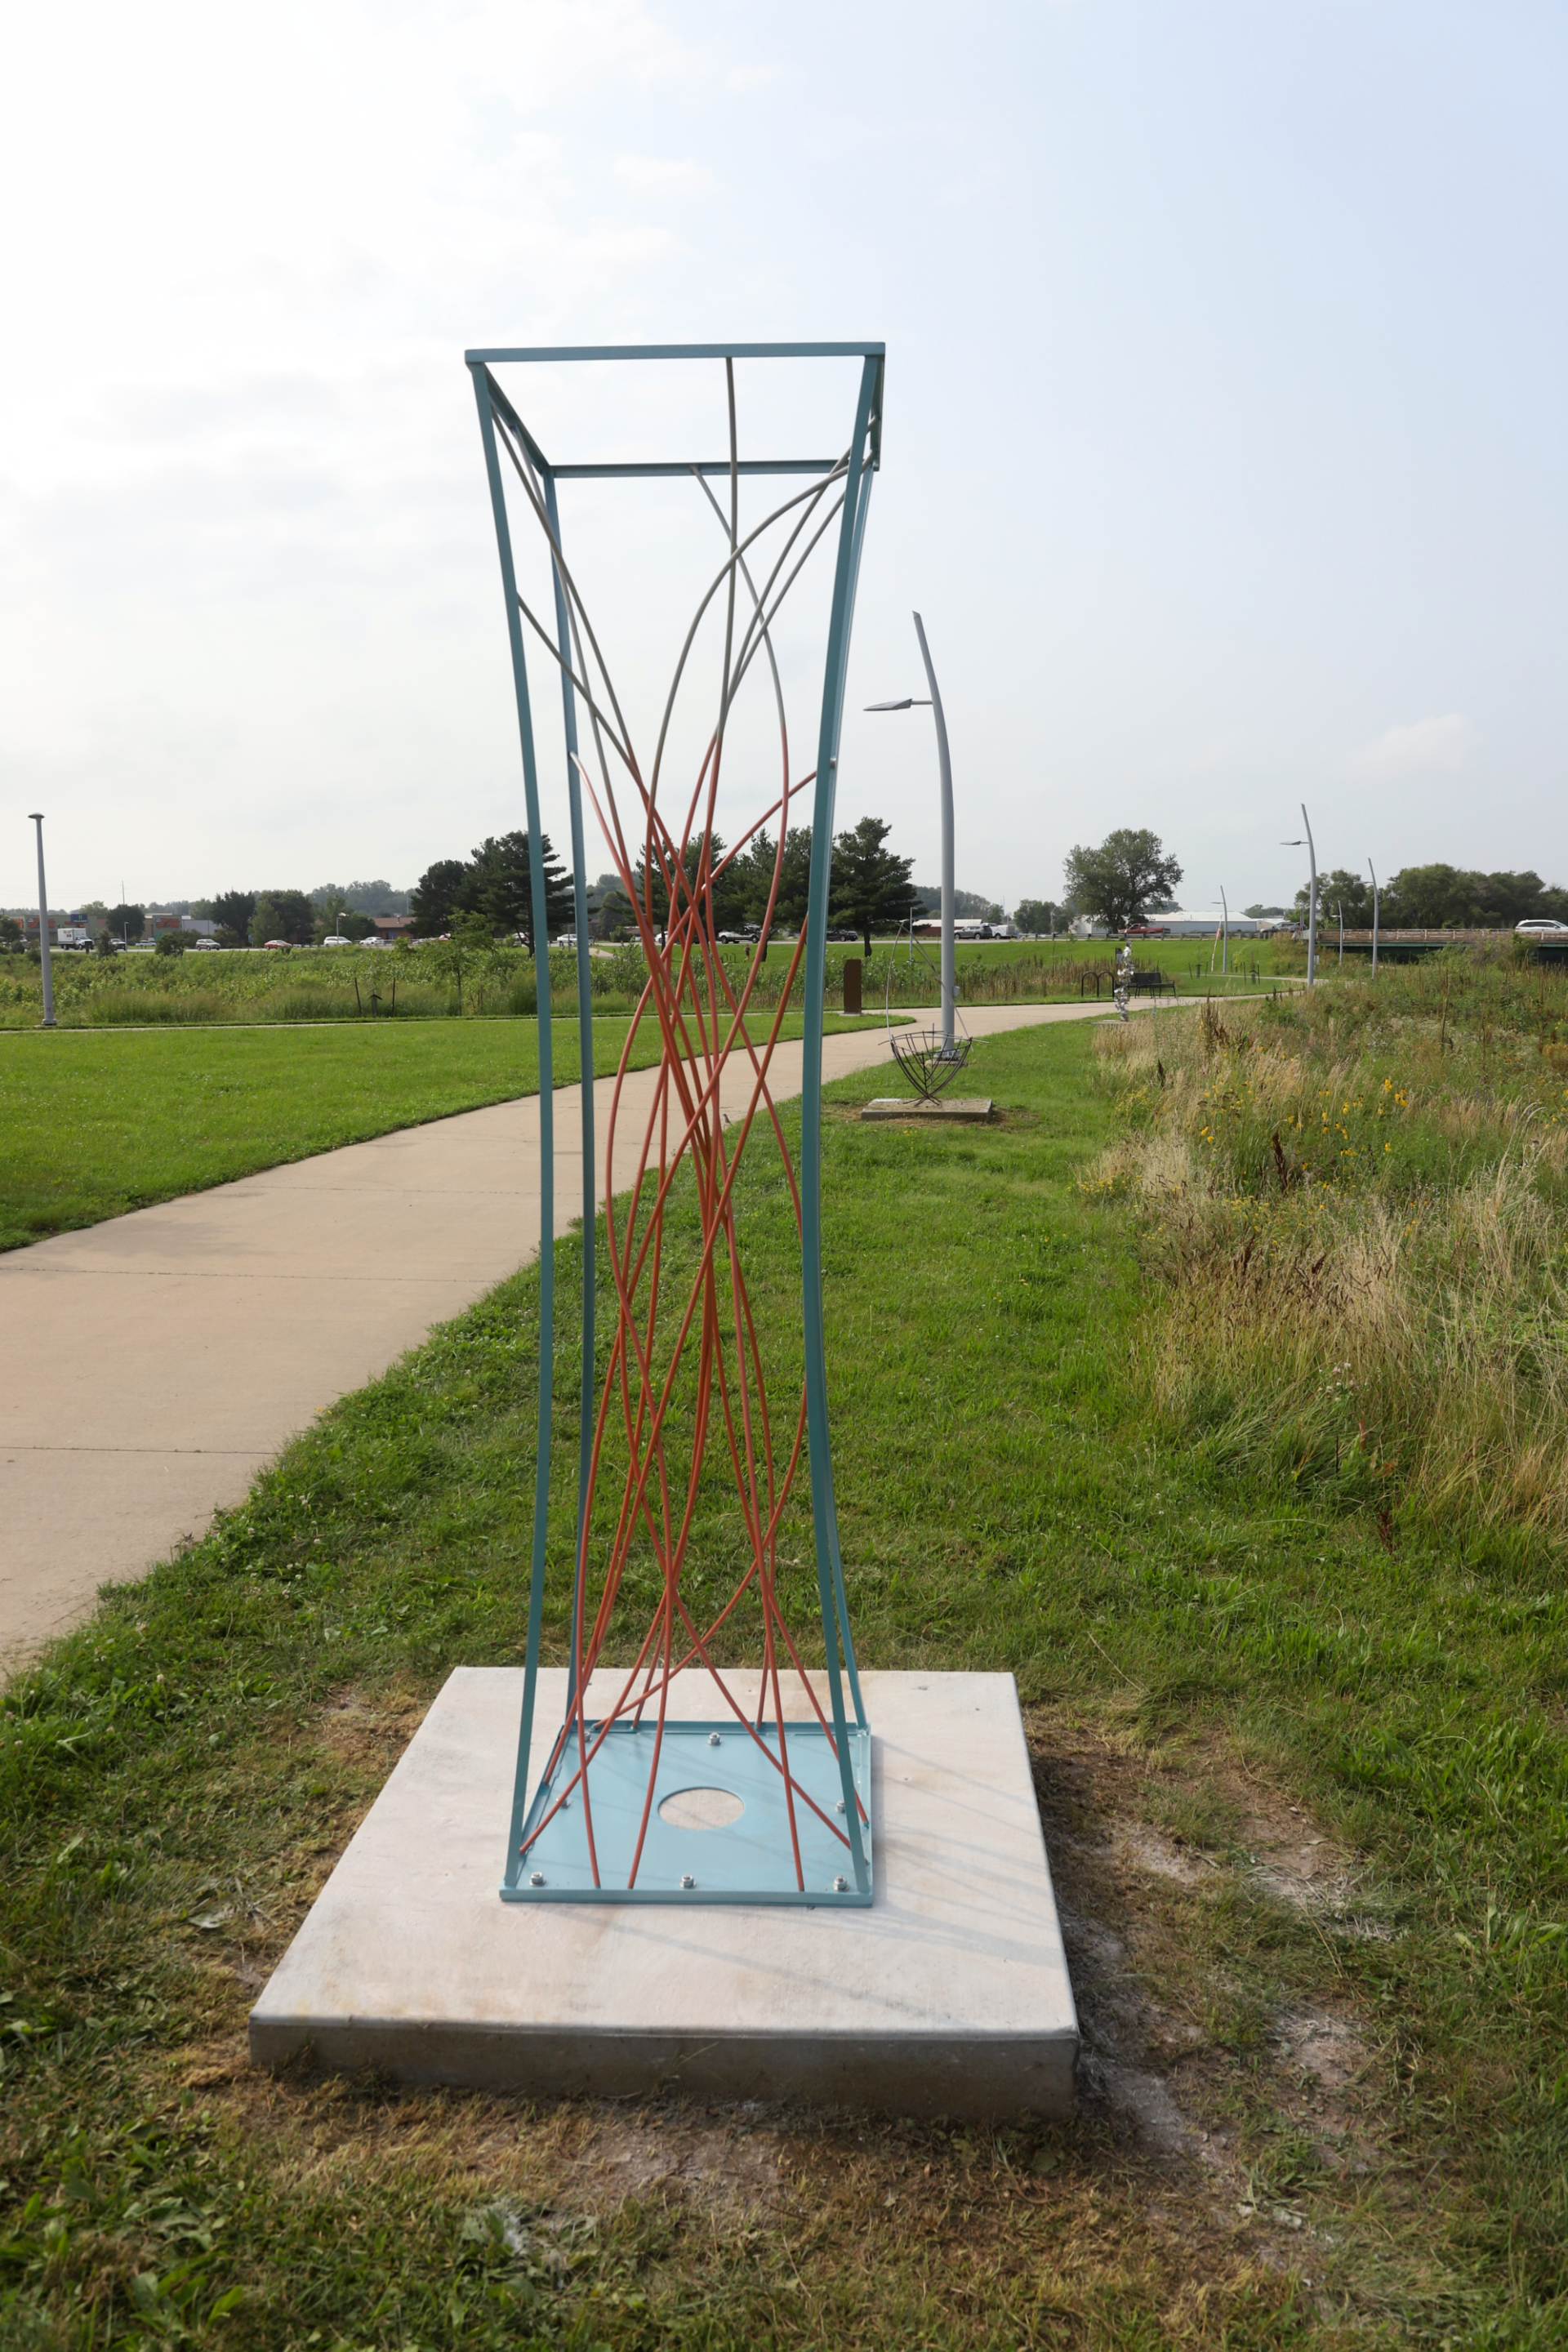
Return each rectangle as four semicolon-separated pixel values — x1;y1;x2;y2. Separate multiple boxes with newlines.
1079;965;1177;1000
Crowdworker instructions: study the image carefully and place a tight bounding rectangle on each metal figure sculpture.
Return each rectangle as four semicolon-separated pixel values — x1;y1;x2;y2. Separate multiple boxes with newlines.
466;342;883;1906
1113;938;1134;1022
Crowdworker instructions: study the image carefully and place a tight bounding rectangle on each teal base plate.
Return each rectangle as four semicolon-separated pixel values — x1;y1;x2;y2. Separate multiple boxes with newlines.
501;1717;871;1905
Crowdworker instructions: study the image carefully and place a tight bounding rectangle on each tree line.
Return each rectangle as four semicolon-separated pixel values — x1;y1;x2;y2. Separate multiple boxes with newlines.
408;817;925;959
1287;865;1568;930
1029;831;1568;937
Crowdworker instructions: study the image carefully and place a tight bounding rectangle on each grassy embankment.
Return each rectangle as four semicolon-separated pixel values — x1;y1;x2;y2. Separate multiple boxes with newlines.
0;930;1297;1032
2;969;1566;2344
0;1013;884;1254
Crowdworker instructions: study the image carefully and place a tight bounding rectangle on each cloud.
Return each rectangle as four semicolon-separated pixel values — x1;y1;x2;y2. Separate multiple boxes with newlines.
1347;713;1472;782
611;154;715;198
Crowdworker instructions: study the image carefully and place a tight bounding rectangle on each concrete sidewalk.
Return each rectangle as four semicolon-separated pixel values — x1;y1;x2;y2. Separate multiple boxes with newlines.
0;1001;1133;1661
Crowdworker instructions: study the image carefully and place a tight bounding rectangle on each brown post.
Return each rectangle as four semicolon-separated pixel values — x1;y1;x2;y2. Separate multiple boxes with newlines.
842;957;863;1016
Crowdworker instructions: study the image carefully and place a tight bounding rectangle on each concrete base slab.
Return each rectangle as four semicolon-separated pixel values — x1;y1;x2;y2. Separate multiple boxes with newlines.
249;1668;1078;2118
860;1097;995;1122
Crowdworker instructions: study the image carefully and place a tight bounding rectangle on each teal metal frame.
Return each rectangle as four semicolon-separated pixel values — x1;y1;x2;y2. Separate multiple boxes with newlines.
466;342;884;1904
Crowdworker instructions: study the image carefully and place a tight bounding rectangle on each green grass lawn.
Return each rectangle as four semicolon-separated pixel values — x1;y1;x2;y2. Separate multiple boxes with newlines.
2;1016;1565;2345
0;1013;883;1254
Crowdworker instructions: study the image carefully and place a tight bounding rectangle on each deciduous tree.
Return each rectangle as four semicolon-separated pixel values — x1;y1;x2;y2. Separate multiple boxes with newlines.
210;891;255;942
249;890;316;947
1062;830;1183;932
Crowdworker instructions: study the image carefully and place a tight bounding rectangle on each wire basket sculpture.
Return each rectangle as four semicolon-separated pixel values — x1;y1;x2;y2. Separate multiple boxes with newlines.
468;341;884;1905
888;1025;973;1098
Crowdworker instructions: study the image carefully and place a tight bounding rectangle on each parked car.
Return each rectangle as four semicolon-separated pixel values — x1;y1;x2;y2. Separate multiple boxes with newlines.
1124;924;1168;938
1515;919;1568;936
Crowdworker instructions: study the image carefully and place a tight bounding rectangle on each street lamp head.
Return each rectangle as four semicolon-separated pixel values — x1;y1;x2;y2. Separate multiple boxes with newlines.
27;812;43;822
864;697;931;712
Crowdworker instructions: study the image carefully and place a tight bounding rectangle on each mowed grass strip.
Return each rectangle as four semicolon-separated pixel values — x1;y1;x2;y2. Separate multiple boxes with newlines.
1;1019;1565;2345
0;1013;880;1253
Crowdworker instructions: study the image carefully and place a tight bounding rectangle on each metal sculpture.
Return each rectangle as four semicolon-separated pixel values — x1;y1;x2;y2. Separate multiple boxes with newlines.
887;1025;973;1098
1113;938;1134;1022
466;341;883;1905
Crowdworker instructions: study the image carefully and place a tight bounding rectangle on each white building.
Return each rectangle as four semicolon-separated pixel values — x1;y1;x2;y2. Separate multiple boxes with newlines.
1071;910;1263;940
1141;910;1263;938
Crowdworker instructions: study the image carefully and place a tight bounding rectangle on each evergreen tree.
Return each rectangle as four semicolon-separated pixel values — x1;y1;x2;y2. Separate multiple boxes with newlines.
631;835;750;938
828;816;920;958
412;835;574;951
461;832;574;951
730;826;814;933
409;860;469;933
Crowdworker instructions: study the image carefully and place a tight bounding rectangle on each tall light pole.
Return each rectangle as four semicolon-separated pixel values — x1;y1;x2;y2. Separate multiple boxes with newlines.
866;610;956;1051
1282;804;1318;984
1219;885;1229;977
1369;860;1379;976
1337;901;1344;965
28;813;55;1028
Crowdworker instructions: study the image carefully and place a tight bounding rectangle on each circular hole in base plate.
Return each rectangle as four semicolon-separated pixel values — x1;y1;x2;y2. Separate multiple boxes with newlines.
658;1785;744;1829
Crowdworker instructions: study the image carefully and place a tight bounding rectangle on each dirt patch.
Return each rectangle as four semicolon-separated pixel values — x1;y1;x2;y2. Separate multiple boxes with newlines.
1026;1709;1388;2227
313;1682;427;1774
1236;1804;1393;1937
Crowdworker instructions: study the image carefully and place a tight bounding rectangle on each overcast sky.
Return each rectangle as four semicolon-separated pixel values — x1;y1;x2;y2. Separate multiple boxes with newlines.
2;0;1565;918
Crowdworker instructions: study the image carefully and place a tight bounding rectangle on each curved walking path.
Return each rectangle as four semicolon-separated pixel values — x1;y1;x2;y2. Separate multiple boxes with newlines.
0;1000;1163;1662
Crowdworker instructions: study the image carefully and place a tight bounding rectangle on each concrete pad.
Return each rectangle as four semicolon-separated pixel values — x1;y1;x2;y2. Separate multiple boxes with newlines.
860;1097;995;1122
249;1668;1079;2118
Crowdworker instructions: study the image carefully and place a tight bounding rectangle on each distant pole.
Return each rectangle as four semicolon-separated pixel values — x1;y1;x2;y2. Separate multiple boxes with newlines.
912;611;956;1052
1369;861;1379;975
29;813;55;1028
1220;885;1229;977
1337;902;1344;965
1302;803;1317;986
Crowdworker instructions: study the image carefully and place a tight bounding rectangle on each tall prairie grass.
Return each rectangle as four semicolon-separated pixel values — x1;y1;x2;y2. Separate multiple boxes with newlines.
1090;961;1568;1549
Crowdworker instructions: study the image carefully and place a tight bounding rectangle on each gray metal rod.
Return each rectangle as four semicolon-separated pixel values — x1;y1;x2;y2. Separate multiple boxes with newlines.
912;612;955;1051
1302;803;1317;986
29;813;55;1028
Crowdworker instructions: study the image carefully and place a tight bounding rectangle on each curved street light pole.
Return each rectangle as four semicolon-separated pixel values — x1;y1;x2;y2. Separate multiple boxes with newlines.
1369;860;1379;977
1285;808;1318;985
1220;884;1229;977
866;610;958;1052
911;612;956;1051
28;813;55;1029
